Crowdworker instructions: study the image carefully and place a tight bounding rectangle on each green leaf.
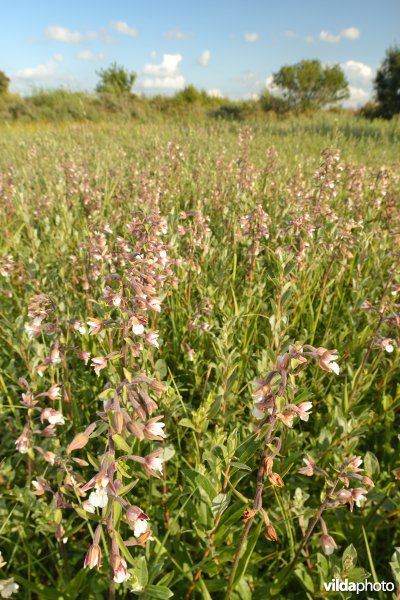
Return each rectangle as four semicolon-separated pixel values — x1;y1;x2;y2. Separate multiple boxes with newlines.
145;584;173;598
112;433;131;453
346;567;370;583
364;451;380;477
130;555;148;589
211;493;231;518
295;565;314;592
197;577;213;600
182;469;217;500
342;544;357;573
178;418;200;431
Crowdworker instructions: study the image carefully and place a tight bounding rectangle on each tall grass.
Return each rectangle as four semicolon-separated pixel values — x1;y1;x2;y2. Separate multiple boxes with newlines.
0;115;399;599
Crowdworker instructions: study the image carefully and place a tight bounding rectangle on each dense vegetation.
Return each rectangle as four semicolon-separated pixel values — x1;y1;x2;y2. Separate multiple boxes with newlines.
0;115;399;599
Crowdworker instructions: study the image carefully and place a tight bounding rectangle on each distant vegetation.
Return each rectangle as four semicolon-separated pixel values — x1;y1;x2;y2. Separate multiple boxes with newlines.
1;48;400;124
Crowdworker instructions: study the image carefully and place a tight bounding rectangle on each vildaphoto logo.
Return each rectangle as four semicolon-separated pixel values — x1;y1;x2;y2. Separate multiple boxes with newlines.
323;579;395;594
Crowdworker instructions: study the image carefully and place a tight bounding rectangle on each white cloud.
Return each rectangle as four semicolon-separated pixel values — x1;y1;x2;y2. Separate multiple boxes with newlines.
244;32;259;43
265;75;274;89
163;28;192;40
285;31;296;38
340;60;374;108
14;54;63;80
341;60;374;84
78;51;106;61
150;50;157;59
319;26;361;44
45;25;111;44
45;26;82;43
197;49;211;66
343;86;371;108
304;35;314;44
112;21;138;37
319;30;341;44
207;89;224;98
341;27;360;40
140;54;184;90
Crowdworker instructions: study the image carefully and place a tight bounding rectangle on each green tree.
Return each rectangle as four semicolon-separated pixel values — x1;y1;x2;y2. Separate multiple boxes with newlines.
0;70;10;94
374;46;400;118
96;62;136;95
272;59;349;112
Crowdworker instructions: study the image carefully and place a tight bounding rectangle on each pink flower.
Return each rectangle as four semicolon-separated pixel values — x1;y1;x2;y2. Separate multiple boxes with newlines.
41;408;65;426
84;544;101;569
144;331;159;349
15;431;30;454
130;316;145;335
126;505;148;523
147;298;161;312
298;455;315;476
144;451;164;477
113;556;130;583
295;402;313;421
252;402;265;419
91;356;107;376
78;351;91;364
320;534;337;555
87;319;103;335
32;479;46;495
316;348;340;375
336;487;368;511
144;417;166;441
134;518;149;538
46;385;61;401
87;477;109;509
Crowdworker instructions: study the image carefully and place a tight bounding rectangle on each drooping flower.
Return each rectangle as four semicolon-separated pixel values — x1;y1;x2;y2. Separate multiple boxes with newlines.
320;533;337;555
41;408;65;426
87;319;103;336
144;451;164;477
316;348;340;375
84;544;101;569
298;455;316;477
88;479;109;509
0;578;19;598
143;416;166;441
15;430;30;454
295;401;313;421
130;316;145;335
133;518;149;538
143;330;159;348
91;356;107;376
46;385;61;401
113;556;131;583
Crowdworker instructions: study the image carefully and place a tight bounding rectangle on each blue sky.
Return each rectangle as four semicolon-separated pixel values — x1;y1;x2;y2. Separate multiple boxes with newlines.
2;0;399;106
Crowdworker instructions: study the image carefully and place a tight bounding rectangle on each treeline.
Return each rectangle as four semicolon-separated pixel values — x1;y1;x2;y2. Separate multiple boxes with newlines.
1;45;399;124
0;85;369;125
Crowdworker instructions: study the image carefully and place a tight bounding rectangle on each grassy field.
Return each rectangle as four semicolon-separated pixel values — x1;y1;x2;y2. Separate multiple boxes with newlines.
0;114;399;599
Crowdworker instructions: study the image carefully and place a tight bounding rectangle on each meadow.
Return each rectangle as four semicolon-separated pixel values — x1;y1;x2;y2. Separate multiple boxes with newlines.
0;113;399;599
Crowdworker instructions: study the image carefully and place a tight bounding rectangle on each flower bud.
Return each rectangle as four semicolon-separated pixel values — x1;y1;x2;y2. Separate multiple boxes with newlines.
264;524;278;542
268;472;284;488
263;457;274;476
84;543;101;569
113;411;124;434
320;534;337;556
67;432;89;453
